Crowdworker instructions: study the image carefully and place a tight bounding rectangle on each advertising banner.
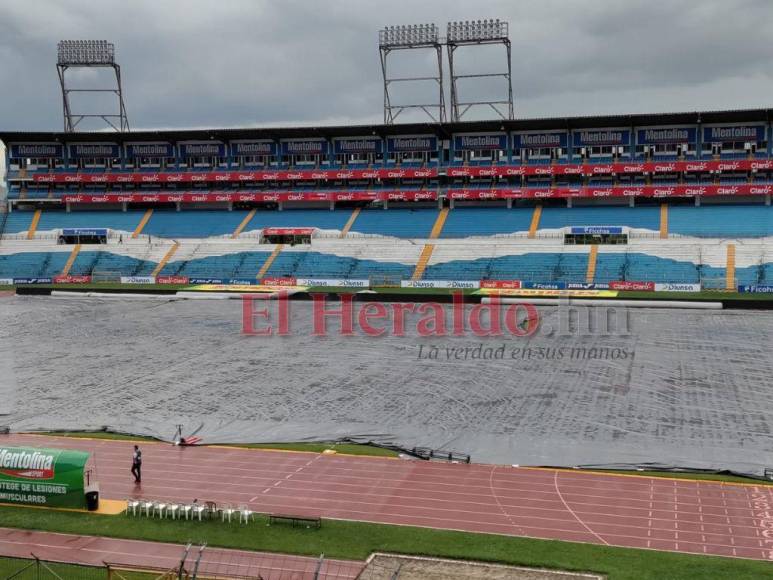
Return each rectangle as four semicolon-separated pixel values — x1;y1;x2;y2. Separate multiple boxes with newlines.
570;226;623;235
0;446;89;508
62;228;108;237
572;129;630;147
0;279;13;286
477;288;619;298
636;127;697;145
480;280;522;289
178;143;226;157
227;279;257;285
260;277;297;286
230;141;277;157
156;276;189;285
521;282;567;290
567;283;611;290
738;285;773;293
53;275;92;284
400;280;480;289
120;276;156;284
654;283;701;292
609;281;655;291
333;138;383;155
261;227;315;236
702;125;765;143
9;143;64;159
296;278;370;288
512;132;568;149
386;136;437;152
189;278;226;284
125;143;174;158
13;278;52;285
67;143;120;158
34;157;773;185
453;134;508;151
281;140;328;155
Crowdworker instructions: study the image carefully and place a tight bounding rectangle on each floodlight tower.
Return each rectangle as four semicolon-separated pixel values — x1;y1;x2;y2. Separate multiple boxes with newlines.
56;40;130;132
446;19;514;122
379;24;446;124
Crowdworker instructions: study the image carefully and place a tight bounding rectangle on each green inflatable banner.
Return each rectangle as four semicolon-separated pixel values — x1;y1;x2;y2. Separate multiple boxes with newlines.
0;446;89;509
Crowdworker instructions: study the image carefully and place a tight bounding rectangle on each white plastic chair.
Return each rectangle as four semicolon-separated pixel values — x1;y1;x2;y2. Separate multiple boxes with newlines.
167;503;180;520
238;506;253;524
153;501;167;518
193;503;207;521
180;504;193;520
141;500;154;517
127;499;140;516
221;504;236;523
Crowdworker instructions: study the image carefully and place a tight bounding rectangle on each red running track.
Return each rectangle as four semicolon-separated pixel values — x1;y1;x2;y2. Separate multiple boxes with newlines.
4;434;773;562
0;528;363;579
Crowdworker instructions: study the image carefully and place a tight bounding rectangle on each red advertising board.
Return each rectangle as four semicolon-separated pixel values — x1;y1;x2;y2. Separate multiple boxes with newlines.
156;276;189;285
480;280;522;289
56;183;773;205
53;275;92;284
33;167;439;184
609;281;655;291
262;227;315;236
260;277;297;286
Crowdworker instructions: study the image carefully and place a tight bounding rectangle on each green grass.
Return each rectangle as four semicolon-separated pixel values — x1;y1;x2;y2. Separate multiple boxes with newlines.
591;469;773;486
38;431;399;457
0;505;771;580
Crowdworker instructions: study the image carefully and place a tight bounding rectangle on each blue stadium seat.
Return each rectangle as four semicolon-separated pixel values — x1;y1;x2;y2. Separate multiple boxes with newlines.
350;209;437;238
441;208;533;237
539;206;660;232
669;205;773;237
35;211;147;233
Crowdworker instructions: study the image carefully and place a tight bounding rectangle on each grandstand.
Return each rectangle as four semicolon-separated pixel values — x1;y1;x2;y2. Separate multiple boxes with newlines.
1;109;773;288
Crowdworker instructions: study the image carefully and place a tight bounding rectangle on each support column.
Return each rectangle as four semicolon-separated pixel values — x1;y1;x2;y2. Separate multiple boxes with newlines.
695;196;701;207
329;201;335;211
567;198;573;208
628;196;635;208
506;198;512;209
278;202;283;211
766;194;771;206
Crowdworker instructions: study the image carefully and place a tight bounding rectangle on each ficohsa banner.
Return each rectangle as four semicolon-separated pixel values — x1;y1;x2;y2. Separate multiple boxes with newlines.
0;446;89;508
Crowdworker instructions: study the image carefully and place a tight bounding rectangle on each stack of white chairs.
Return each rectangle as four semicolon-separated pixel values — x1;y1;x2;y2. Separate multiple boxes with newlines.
126;498;257;524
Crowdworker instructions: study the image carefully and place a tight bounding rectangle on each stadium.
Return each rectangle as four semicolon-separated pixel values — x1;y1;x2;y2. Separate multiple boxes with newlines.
1;8;773;580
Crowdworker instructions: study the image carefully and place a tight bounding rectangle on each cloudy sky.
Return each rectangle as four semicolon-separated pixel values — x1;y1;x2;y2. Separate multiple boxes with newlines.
1;0;773;132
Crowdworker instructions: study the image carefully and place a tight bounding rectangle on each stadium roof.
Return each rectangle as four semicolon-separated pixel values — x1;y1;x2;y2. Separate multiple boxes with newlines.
1;108;772;143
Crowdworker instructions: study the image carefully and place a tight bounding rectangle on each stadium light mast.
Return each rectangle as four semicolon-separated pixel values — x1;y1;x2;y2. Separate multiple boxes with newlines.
446;19;514;122
379;24;446;124
56;40;130;132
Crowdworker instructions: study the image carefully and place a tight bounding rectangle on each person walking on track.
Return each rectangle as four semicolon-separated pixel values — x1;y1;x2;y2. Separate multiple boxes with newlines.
131;445;142;483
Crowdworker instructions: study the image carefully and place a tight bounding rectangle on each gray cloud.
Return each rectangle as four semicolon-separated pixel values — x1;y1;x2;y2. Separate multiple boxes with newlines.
1;0;772;131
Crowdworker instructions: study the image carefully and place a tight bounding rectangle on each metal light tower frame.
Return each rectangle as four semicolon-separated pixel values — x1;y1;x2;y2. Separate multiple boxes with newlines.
56;40;130;132
379;24;446;124
446;20;514;122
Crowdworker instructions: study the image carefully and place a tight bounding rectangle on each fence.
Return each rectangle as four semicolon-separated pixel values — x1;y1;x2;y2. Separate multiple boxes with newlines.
0;554;162;579
0;551;359;580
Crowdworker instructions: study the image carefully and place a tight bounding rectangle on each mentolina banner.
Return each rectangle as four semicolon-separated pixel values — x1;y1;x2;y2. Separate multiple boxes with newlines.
0;446;89;508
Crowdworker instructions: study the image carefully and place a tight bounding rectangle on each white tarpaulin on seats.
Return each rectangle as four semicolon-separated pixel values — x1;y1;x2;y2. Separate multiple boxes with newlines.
2;295;773;476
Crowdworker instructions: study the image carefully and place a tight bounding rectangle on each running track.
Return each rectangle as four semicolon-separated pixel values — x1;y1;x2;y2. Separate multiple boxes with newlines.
3;434;773;563
0;528;363;579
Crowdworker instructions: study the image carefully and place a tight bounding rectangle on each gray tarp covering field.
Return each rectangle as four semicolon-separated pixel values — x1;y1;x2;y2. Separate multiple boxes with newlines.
1;295;772;475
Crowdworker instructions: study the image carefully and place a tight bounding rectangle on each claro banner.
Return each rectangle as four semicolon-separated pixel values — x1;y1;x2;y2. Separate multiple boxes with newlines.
0;446;89;508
